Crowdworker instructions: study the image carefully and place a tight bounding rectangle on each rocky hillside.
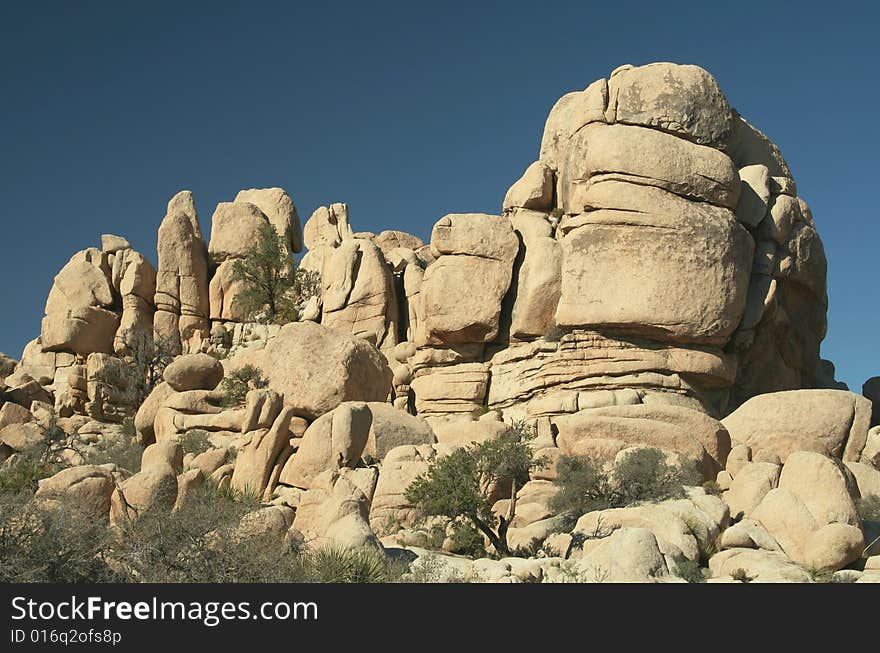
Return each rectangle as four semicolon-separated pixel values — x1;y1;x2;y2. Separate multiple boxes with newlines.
1;61;878;583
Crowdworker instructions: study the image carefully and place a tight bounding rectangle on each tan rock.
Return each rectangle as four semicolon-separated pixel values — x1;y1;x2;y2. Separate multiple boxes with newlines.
0;403;33;430
0;422;46;452
231;397;295;499
208;201;270;264
502;161;553;212
363;402;435;461
41;250;119;355
163;353;224;392
35;465;116;518
723;462;781;520
708;548;811;583
508;209;562;338
561;123;740;211
539;78;608;172
370;445;436;537
723;390;873;463
291;470;381;551
556;181;752;345
321;238;399;350
373;230;425;257
570;527;671;583
302;203;353;250
279;402;371;489
419;214;518;345
234;187;303;254
133;382;176;445
802;523;864;572
230;321;392;420
607;62;732;148
844;461;880;499
208;260;250;322
553;404;726;481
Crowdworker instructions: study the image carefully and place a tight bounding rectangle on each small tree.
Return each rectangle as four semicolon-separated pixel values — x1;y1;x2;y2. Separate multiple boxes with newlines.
230;220;320;324
405;421;542;557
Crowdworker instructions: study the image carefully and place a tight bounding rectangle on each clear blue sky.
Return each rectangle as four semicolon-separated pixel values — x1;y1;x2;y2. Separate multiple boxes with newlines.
1;1;877;391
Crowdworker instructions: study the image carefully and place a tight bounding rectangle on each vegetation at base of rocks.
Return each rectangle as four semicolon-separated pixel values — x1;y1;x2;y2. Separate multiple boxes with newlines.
702;480;722;496
83;436;144;474
0;476;399;583
549;448;694;524
673;557;707;583
230;220;321;325
405;420;544;557
857;495;880;521
0;493;122;583
399;556;473;583
178;429;212;456
219;364;269;407
729;567;752;583
0;455;58;495
91;333;177;410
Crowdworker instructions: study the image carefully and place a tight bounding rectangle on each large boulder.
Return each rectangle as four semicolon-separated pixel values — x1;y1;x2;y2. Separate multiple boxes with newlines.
163;353;224;392
154;191;210;354
369;444;434;536
208;201;270;264
419;214;518;344
279;402;372;489
231;392;295;499
321;238;399;350
722;390;873;462
233;187;303;254
290;469;381;551
363;402;436;461
35;465;117;519
556;180;752;345
553;404;730;480
230;321;392;420
750;451;862;570
567;527;672;583
40;249;119;355
606;62;733;149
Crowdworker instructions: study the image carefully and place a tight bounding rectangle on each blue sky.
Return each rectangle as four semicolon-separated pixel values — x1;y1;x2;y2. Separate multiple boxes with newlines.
1;1;877;390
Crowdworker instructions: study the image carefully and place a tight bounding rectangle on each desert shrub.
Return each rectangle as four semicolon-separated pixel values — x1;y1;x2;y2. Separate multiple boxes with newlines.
673;557;707;583
857;495;880;522
298;547;396;583
550;447;691;522
111;478;282;582
702;480;722;496
0;459;56;496
613;448;690;505
84;436;144;474
0;493;121;582
178;429;212;456
405;421;542;557
220;364;269;407
730;567;752;583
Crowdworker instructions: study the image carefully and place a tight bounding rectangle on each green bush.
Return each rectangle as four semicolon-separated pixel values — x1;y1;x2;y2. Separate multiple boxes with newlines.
84;437;144;474
219;365;269;407
549;447;691;521
857;495;880;521
178;430;212;456
673;557;707;583
0;456;58;496
405;421;541;557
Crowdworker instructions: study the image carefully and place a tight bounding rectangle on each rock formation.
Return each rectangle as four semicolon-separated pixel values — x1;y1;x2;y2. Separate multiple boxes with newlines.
3;61;878;584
